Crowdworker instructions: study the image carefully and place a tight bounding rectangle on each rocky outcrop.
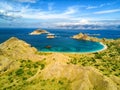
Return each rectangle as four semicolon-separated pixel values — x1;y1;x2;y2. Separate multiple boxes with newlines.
72;33;99;42
46;33;55;38
29;29;49;35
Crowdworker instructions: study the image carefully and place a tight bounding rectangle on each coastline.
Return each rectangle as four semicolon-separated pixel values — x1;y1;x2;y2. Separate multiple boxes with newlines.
97;42;107;52
38;42;107;54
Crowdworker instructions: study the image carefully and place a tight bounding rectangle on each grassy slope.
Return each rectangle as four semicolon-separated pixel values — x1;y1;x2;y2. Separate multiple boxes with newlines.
67;39;120;77
0;37;120;90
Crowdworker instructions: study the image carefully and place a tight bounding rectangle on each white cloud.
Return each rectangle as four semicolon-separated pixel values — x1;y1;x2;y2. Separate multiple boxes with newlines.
94;9;120;14
1;1;120;28
63;6;78;15
0;2;27;20
17;0;37;3
86;6;98;9
0;2;13;10
79;19;89;24
0;1;79;20
53;19;120;30
55;19;120;27
19;5;79;20
99;2;115;7
86;2;117;10
55;19;90;26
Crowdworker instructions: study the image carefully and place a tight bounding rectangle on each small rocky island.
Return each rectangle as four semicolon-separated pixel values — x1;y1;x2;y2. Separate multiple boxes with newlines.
29;29;56;39
72;33;98;42
46;33;55;38
29;29;49;35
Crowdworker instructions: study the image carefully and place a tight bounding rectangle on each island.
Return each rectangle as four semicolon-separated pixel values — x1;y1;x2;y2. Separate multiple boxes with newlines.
29;29;49;35
0;37;120;90
46;33;55;38
72;33;99;42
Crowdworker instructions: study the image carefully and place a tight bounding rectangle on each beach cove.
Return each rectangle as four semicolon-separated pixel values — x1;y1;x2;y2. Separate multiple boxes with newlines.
29;30;107;53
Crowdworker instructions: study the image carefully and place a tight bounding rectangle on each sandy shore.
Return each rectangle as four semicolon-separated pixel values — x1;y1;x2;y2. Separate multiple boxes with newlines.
99;42;107;50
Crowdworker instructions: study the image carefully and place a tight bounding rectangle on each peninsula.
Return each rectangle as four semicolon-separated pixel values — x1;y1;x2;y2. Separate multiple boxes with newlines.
72;33;99;42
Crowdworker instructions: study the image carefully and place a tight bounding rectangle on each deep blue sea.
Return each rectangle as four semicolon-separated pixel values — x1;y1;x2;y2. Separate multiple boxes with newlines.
0;28;120;53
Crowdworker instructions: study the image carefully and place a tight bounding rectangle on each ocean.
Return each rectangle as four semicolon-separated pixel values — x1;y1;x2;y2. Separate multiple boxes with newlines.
0;28;120;53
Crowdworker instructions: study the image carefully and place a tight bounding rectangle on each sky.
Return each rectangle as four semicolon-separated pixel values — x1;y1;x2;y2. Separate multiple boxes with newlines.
0;0;120;29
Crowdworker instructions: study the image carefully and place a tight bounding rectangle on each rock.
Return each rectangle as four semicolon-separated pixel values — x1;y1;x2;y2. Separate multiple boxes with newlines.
46;33;55;38
45;45;51;49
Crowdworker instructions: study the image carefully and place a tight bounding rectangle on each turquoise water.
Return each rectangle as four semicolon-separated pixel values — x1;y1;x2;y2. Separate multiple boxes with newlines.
36;38;104;53
0;28;119;53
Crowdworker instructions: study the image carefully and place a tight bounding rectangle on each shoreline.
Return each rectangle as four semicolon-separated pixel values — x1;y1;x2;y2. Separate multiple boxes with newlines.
38;42;107;54
98;42;107;52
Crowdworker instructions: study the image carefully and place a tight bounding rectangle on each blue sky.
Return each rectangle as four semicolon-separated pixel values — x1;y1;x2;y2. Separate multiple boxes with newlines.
0;0;120;28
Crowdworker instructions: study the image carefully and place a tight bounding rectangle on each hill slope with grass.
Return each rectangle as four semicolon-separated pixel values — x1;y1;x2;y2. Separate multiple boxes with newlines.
0;37;120;90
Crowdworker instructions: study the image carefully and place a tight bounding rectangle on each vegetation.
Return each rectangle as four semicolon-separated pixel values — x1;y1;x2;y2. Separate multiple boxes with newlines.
0;60;46;90
68;39;120;77
0;37;120;90
0;59;71;90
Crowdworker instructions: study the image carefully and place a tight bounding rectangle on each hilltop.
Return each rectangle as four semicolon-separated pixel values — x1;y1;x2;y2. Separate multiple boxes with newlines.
0;37;120;90
0;37;43;61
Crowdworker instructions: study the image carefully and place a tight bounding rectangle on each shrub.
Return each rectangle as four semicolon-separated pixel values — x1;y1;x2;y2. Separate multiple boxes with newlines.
58;81;64;85
15;69;24;76
27;71;33;76
40;64;45;70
